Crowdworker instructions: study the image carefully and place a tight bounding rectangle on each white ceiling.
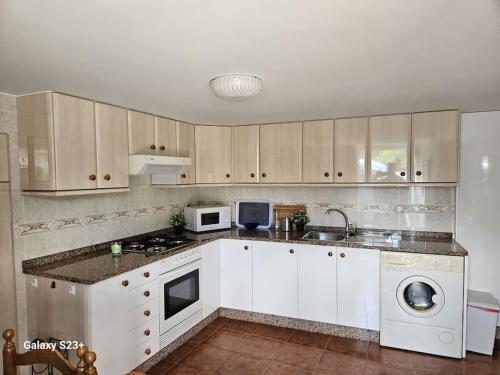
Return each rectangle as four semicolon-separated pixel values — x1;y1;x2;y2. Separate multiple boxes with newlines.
1;0;499;125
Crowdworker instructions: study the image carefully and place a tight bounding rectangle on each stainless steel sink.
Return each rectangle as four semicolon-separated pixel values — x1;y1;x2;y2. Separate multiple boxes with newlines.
346;233;395;245
301;231;346;242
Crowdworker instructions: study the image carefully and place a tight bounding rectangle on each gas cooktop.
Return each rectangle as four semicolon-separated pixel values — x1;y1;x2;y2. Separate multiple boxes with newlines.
121;236;196;255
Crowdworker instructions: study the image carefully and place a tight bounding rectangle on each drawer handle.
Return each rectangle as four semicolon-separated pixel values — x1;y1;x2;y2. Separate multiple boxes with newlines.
144;309;151;317
145;347;151;355
89;174;96;181
104;174;111;181
144;329;151;336
226;173;230;178
50;281;56;289
337;172;343;177
324;172;330;177
400;171;406;177
328;252;333;257
244;245;249;250
250;173;255;178
416;171;422;176
144;290;151;297
144;272;150;278
289;249;294;254
181;173;187;178
150;144;156;150
122;280;129;287
262;173;267;178
159;145;165;151
340;253;346;258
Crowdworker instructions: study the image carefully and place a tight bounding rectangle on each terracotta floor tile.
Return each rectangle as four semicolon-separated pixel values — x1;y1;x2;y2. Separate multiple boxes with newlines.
463;362;500;375
367;343;413;370
287;329;330;349
206;329;281;359
189;325;220;344
216;352;271;375
166;341;200;363
272;341;324;370
180;344;232;371
364;361;411;375
209;318;230;329
263;361;314;375
316;350;365;375
252;323;293;341
325;336;369;359
146;360;175;375
413;352;463;374
222;319;259;334
164;364;216;374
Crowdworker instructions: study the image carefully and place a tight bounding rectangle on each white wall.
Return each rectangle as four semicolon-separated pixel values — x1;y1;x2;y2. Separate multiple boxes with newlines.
457;111;500;326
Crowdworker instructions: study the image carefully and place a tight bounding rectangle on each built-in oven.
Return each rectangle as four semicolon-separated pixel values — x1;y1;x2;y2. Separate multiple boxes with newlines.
159;248;203;341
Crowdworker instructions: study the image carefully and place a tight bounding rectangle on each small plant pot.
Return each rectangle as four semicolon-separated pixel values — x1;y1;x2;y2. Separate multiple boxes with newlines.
295;223;306;232
173;225;185;234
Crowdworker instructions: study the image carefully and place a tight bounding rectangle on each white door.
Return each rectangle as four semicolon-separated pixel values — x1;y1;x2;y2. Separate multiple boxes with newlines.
220;239;253;311
298;245;337;324
202;240;220;318
337;247;380;330
253;241;298;318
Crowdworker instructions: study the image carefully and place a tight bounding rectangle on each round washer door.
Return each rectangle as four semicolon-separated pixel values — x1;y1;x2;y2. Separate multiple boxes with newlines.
396;276;445;318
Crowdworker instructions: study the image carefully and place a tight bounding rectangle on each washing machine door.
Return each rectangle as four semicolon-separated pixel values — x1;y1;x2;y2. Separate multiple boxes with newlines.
396;276;445;318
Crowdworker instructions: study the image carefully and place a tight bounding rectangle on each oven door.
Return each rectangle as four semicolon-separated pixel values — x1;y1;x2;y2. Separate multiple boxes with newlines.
159;260;202;334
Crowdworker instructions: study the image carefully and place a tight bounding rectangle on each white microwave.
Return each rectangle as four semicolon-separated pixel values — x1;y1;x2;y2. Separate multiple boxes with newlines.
184;205;231;232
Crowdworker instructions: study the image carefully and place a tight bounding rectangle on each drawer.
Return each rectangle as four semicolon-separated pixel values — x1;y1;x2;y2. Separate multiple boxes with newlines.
129;318;160;348
128;298;159;329
127;262;160;289
129;335;159;370
128;280;159;309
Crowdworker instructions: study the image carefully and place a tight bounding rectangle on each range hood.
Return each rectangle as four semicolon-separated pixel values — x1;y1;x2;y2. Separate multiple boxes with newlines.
129;155;191;184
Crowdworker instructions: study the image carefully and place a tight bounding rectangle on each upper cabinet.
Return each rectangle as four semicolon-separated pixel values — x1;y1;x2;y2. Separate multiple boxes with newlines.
260;122;302;183
95;103;129;188
176;121;196;184
334;117;368;183
369;114;411;183
302;120;334;183
128;111;155;155
412;111;459;183
154;117;177;156
195;125;232;184
232;125;259;183
0;134;9;182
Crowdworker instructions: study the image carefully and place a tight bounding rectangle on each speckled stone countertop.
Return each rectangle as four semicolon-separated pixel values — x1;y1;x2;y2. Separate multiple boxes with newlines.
22;226;468;285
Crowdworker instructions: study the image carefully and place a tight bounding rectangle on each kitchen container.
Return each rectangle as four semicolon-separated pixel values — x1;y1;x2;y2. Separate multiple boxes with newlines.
280;217;292;232
466;290;499;355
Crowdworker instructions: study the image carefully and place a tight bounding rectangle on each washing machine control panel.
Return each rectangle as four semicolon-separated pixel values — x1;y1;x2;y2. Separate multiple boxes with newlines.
382;252;464;273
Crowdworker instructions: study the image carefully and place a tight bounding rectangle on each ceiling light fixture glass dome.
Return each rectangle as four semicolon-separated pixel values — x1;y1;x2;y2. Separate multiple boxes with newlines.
209;74;263;100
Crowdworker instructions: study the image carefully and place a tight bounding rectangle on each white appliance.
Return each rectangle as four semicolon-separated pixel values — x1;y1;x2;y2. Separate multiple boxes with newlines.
380;252;465;358
129;155;191;184
466;290;499;355
184;205;231;232
158;247;202;349
235;200;273;229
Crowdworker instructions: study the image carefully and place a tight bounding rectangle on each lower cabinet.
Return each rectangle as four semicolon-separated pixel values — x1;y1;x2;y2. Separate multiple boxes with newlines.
253;241;298;318
202;240;220;317
297;244;337;324
336;247;380;330
220;239;253;311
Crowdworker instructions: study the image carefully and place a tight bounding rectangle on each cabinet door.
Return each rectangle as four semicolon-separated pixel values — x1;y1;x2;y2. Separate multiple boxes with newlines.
369;114;411;183
95;103;129;188
232;125;259;183
53;93;97;190
334;117;368;183
412;111;459;183
302;120;334;183
253;241;298;318
195;126;232;183
337;248;380;330
202;240;220;318
260;122;302;183
176;121;196;184
128;110;155;155
297;245;337;324
0;134;9;182
155;117;177;156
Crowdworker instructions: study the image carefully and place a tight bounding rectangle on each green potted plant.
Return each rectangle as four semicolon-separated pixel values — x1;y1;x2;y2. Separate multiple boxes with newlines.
290;210;309;232
170;211;187;234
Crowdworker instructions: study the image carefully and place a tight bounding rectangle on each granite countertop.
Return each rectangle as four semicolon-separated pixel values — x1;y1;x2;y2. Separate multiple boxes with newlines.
22;226;468;285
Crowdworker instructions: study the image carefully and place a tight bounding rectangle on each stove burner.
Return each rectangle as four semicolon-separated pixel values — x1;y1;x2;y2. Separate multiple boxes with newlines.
167;239;186;245
127;242;144;250
146;246;167;253
121;236;195;255
148;237;166;244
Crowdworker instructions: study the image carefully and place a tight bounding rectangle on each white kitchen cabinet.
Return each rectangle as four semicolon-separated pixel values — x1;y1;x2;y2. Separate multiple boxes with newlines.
202;240;221;318
336;247;380;330
220;239;253;311
253;241;298;318
297;244;337;324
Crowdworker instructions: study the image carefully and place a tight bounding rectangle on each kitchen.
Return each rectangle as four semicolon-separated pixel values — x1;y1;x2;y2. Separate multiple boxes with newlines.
1;1;500;374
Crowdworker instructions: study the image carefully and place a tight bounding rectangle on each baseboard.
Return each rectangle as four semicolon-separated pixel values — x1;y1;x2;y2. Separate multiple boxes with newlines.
497;326;500;340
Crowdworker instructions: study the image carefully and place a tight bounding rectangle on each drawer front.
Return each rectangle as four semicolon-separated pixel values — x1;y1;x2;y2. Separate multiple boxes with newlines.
129;335;159;370
128;262;160;288
129;280;159;309
129;318;160;348
128;298;159;329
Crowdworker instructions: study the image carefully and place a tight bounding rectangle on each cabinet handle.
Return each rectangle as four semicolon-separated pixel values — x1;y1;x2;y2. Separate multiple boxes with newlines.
89;174;96;181
50;281;56;289
416;171;422;176
337;172;343;177
324;172;330;177
150;144;156;150
289;249;294;254
144;290;151;297
226;173;231;178
144;329;151;336
250;173;255;178
145;348;151;355
144;309;151;317
181;173;187;178
340;253;346;258
244;245;249;250
104;174;111;181
262;173;267;178
159;145;165;151
400;171;406;177
122;280;129;287
328;252;333;257
144;272;150;278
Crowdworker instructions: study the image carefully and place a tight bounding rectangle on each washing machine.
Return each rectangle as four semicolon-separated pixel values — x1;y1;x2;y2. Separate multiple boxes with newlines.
380;252;465;358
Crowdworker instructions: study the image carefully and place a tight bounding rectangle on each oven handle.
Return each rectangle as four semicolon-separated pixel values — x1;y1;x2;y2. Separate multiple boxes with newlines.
159;259;202;283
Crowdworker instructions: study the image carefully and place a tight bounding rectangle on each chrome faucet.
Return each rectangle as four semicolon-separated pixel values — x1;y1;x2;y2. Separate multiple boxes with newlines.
325;208;355;236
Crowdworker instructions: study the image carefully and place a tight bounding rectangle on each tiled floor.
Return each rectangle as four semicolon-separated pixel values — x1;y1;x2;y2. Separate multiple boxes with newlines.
147;318;500;375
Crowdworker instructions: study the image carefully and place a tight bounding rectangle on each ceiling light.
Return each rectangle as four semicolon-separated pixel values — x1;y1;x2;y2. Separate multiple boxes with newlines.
209;74;262;100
